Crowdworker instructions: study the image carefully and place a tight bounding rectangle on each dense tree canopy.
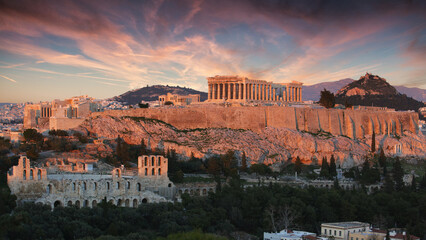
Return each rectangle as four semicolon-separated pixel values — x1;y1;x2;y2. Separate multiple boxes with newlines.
319;89;335;109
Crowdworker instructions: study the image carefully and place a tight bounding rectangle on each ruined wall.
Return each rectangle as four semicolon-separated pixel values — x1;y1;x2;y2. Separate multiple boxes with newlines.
49;117;85;130
91;106;419;139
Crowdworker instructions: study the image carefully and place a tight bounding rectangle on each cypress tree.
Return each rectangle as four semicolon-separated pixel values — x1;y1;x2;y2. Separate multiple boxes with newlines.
393;157;404;191
371;131;376;153
241;151;247;172
295;156;302;174
320;157;330;179
329;155;337;178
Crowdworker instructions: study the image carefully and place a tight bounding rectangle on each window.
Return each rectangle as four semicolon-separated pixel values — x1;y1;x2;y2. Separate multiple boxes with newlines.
107;182;110;190
144;157;147;166
152;168;155;175
127;181;130;189
47;184;52;194
137;183;141;191
23;170;26;180
324;229;327;234
73;182;76;191
83;182;87;190
116;182;120;189
158;157;161;166
37;170;41;180
30;169;33;180
145;168;147;176
151;157;155;166
334;230;336;236
94;182;97;190
339;231;342;236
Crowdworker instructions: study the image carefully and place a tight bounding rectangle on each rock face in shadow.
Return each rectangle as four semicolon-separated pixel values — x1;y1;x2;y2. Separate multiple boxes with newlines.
79;115;426;168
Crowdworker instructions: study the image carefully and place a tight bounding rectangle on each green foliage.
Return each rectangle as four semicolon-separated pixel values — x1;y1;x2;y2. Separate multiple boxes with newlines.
73;132;89;143
320;157;330;179
360;159;380;185
329;155;337;178
319;89;335;109
48;129;69;137
371;131;376;153
392;158;404;191
249;163;272;176
164;101;174;106
241;152;247;172
156;229;228;240
23;128;43;142
294;157;302;174
138;103;149;108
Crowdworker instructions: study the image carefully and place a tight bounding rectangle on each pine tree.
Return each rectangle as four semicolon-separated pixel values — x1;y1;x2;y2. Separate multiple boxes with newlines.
384;173;394;193
378;148;387;176
140;138;147;155
393;157;404;191
371;131;376;153
420;171;426;191
295;156;302;174
319;89;335;109
411;175;417;192
386;230;390;240
329;155;337;178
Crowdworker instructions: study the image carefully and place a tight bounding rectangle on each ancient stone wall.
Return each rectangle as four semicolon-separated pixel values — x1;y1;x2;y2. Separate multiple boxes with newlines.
7;156;176;208
91;106;419;139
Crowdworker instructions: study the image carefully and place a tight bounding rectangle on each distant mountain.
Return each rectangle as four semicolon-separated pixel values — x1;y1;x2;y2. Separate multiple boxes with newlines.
111;85;208;105
303;78;426;102
335;73;424;111
303;78;353;101
394;86;426;102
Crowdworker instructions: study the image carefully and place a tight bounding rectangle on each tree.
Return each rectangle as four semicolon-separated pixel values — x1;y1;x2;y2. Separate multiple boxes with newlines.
294;156;302;174
393;157;404;191
320;157;330;179
164;101;174;105
241;151;247;172
371;131;376;153
140;138;147;155
378;148;387;176
23;129;43;142
138;103;149;108
384;173;394;193
329;155;337;178
411;175;417;192
319;89;335;109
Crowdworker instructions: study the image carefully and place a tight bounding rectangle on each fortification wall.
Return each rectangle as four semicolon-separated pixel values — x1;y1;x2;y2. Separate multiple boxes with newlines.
91;106;419;139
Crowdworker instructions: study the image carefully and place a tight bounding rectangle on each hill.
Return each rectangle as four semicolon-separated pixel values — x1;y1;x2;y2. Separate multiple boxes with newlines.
335;73;424;111
111;85;208;104
303;79;426;102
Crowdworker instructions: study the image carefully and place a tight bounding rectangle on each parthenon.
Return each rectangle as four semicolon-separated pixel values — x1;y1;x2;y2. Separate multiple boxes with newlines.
207;75;303;102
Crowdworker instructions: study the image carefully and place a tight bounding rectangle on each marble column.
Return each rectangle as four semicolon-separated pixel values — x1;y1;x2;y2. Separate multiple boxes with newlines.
208;84;211;100
273;88;276;101
227;83;231;100
243;83;246;100
300;87;302;102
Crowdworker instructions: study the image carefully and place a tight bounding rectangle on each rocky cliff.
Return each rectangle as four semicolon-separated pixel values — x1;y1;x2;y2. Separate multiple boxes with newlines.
79;115;426;168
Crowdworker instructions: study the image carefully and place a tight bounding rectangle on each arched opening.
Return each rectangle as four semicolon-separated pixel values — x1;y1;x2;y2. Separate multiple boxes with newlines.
145;168;147;176
144;157;148;166
83;182;87;191
115;169;120;178
184;189;188;194
168;183;172;188
23;170;26;180
92;200;97;207
196;189;200;196
190;189;193;195
125;199;130;207
158;157;161;166
117;199;122;207
93;182;97;190
73;182;76;191
108;199;114;205
158;168;161;176
142;198;148;204
127;181;130;189
116;182;120;189
107;182;110;190
151;168;155;175
178;190;182;195
67;201;72;207
47;184;52;194
37;169;41;180
133;199;138;208
83;200;89;207
137;183;141;191
202;189;207;195
30;169;33;180
23;157;26;167
151;157;155;166
75;200;81;208
54;200;62;208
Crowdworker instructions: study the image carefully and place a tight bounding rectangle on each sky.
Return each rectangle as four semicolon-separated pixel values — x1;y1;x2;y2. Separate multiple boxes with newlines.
0;0;425;103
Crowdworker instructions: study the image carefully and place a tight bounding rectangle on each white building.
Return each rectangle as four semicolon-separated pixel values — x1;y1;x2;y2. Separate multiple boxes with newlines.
321;222;369;240
264;229;316;240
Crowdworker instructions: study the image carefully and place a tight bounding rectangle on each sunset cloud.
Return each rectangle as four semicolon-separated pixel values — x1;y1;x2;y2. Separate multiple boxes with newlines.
0;0;425;102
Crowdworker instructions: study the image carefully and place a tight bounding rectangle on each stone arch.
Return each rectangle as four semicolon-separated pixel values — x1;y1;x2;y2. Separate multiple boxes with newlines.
73;182;76;191
47;184;52;194
195;189;200;196
83;182;87;191
127;181;130;189
92;200;97;207
54;200;62;208
184;189;188;194
133;199;138;208
137;183;141;191
151;168;155;175
37;169;41;180
125;199;130;207
116;182;120;189
151;156;155;166
168;183;172;188
202;189;207;195
30;169;34;180
190;189;194;195
93;182;97;191
83;200;89;207
67;200;72;207
114;168;121;178
158;168;161;176
142;198;148;204
108;199;114;205
75;200;81;208
117;199;123;207
144;157;148;166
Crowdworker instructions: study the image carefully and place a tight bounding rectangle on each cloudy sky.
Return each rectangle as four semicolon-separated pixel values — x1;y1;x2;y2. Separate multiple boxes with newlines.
0;0;425;102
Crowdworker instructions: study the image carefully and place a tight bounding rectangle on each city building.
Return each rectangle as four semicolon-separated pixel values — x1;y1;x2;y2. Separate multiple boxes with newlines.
24;95;103;130
264;229;317;240
207;75;303;102
158;92;201;106
7;155;176;208
321;222;370;240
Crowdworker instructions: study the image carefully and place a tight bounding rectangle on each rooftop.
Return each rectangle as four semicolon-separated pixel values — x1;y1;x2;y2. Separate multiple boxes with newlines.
322;222;369;229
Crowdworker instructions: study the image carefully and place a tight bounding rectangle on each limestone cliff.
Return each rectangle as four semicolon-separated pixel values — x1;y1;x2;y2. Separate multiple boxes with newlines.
79;115;426;168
